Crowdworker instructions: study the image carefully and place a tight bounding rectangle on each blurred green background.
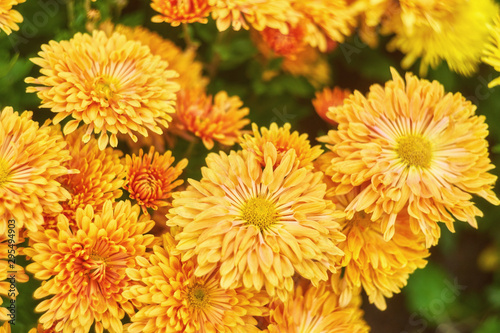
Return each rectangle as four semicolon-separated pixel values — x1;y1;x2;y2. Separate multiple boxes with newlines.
2;0;500;332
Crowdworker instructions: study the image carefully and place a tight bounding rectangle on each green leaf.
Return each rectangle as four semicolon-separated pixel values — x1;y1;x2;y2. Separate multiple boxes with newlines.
404;262;465;324
475;316;500;333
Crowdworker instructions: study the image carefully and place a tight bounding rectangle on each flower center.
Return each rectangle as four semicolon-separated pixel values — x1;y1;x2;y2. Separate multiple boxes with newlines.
89;251;108;282
395;135;432;168
93;76;118;101
346;211;372;232
241;197;278;231
0;158;9;186
187;283;210;309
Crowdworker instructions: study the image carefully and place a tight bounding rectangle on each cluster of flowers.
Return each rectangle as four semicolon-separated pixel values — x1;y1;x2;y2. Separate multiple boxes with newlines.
1;0;500;332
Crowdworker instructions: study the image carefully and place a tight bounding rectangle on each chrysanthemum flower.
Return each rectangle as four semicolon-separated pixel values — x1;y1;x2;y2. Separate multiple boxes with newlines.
252;29;332;88
209;0;298;33
330;185;429;310
1;234;29;321
385;0;498;76
312;87;351;125
320;68;500;247
259;23;307;59
290;0;359;52
483;15;500;88
173;88;250;150
99;23;208;152
265;280;369;332
124;233;268;332
348;0;396;48
26;30;180;150
151;0;213;26
25;201;155;333
168;146;345;301
124;147;187;213
55;127;125;223
239;123;323;170
0;0;24;35
0;107;72;234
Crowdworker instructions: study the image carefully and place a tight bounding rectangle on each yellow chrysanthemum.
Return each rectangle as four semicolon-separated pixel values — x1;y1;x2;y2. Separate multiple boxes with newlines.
320;68;500;247
329;183;429;310
124;147;187;213
102;23;208;91
26;30;180;150
312;87;351;125
1;234;29;321
56;127;125;222
239;123;323;170
168;146;345;301
208;0;298;33
0;0;24;35
151;0;213;26
483;15;500;88
290;0;359;52
124;233;268;332
349;0;396;48
385;0;498;76
25;201;155;333
264;280;369;333
0;107;72;234
99;23;209;152
173;88;250;150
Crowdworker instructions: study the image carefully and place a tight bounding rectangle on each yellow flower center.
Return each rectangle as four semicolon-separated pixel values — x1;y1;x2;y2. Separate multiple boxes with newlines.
94;76;118;101
187;283;210;309
0;158;10;186
395;135;432;168
89;251;107;281
241;197;278;231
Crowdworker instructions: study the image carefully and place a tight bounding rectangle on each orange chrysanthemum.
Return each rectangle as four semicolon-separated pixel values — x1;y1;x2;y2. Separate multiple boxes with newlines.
252;29;332;88
0;107;72;234
26;31;180;150
173;88;250;150
56;127;125;223
25;201;155;333
264;280;369;333
168;146;345;301
209;0;298;33
151;0;213;26
320;68;500;247
330;183;429;310
312;87;351;125
124;147;187;213
1;234;29;321
260;23;307;59
124;233;269;332
0;0;24;35
239;123;323;170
